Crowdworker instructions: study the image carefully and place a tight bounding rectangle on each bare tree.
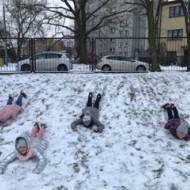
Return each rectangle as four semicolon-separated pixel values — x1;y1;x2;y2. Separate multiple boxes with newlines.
45;0;133;63
179;0;190;71
5;0;47;59
138;0;162;72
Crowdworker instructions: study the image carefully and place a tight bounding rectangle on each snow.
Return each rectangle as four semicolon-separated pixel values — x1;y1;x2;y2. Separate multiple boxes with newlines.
0;72;190;190
0;63;188;73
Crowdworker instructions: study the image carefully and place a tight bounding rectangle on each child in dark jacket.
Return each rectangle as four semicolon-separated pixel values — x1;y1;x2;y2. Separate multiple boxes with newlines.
71;92;104;133
163;103;190;140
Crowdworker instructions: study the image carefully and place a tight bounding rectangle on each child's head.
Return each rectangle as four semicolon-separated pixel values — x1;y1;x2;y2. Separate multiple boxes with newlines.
176;122;188;139
82;112;91;127
16;138;28;155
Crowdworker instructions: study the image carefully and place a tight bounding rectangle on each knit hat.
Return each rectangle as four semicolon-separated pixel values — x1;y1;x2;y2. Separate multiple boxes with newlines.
177;121;189;135
82;111;91;124
16;138;28;149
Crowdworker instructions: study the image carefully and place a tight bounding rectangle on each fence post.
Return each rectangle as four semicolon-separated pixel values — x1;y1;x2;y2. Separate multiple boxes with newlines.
30;38;35;72
91;38;96;71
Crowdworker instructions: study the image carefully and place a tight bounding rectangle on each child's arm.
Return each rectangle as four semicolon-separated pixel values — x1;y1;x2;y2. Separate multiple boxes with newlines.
71;118;82;131
0;152;17;174
32;150;47;174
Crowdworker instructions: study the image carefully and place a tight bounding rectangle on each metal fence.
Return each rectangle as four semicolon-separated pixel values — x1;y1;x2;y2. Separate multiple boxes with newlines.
0;37;189;73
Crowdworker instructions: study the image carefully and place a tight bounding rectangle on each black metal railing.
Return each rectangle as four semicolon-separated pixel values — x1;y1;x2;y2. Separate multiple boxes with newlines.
0;37;189;73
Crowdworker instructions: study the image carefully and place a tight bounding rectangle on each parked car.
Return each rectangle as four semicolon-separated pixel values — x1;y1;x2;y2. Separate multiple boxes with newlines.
96;55;149;72
17;51;73;71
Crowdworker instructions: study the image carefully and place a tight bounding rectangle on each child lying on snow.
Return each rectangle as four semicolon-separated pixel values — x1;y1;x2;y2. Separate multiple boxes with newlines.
71;92;104;133
162;103;190;140
0;91;27;126
0;122;48;174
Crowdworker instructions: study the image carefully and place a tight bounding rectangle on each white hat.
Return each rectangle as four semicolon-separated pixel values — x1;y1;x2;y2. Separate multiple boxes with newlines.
83;114;91;123
16;138;28;149
177;121;189;135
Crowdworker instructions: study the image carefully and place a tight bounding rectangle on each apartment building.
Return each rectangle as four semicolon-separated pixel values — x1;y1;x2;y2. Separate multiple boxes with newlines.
88;0;148;58
159;0;187;58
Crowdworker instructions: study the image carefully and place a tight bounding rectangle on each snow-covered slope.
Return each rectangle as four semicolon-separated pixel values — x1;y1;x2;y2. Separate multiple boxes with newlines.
0;72;190;190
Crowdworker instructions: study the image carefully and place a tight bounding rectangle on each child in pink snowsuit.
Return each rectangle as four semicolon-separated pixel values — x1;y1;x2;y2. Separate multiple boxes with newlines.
0;91;27;124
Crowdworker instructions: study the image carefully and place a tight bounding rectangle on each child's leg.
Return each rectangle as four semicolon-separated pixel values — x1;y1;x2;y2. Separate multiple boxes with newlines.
166;107;173;120
37;127;45;139
7;97;13;105
93;94;101;109
171;104;180;119
31;125;38;138
15;95;23;107
86;92;92;107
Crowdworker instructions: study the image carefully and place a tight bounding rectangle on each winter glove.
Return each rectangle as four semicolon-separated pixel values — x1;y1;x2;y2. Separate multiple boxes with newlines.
0;168;4;175
72;128;78;132
92;126;99;133
93;129;99;133
32;168;41;174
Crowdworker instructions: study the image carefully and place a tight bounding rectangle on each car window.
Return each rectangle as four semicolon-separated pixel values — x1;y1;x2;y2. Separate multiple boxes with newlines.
35;54;46;59
46;53;61;59
106;56;120;60
65;53;70;58
120;56;132;61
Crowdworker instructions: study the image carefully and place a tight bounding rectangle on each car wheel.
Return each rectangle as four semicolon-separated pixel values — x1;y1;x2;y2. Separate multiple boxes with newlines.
21;64;31;71
102;65;111;71
137;65;146;73
58;64;68;71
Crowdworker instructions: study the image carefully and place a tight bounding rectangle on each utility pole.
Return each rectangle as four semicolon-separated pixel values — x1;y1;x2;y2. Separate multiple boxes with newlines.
3;1;8;66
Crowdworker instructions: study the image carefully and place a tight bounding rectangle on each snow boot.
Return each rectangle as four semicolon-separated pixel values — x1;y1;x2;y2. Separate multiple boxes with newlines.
97;93;101;100
88;92;93;98
34;122;40;132
20;91;27;99
162;103;170;110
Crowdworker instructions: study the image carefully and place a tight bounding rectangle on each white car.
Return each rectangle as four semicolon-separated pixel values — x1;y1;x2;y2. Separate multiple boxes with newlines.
96;55;149;72
18;52;73;71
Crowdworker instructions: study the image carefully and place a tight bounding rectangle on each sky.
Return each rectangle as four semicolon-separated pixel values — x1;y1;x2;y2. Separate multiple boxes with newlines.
0;71;190;190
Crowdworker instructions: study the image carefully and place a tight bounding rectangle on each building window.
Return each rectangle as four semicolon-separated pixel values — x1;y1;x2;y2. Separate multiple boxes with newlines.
167;51;177;57
111;28;115;33
120;0;124;5
111;8;115;13
120;20;127;27
167;29;183;40
110;48;115;52
169;6;184;17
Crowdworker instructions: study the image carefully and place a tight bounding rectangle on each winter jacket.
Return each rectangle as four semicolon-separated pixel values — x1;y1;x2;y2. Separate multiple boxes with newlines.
164;118;190;140
0;105;21;123
71;107;104;132
0;133;48;174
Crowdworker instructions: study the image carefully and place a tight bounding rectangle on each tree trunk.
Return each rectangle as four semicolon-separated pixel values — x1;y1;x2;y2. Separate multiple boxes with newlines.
146;2;161;72
149;32;161;71
17;38;23;60
185;26;190;72
179;0;190;71
186;49;190;71
78;37;87;64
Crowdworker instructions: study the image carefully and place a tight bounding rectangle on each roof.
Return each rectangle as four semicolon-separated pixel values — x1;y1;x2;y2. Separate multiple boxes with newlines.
161;0;181;6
